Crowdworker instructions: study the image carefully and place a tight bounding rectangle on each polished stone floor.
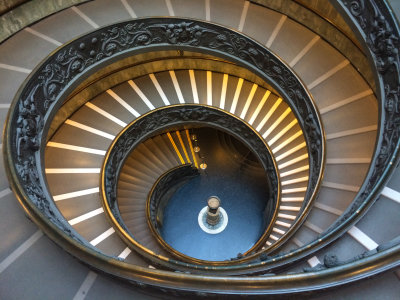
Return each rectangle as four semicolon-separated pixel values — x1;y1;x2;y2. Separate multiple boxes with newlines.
161;128;271;261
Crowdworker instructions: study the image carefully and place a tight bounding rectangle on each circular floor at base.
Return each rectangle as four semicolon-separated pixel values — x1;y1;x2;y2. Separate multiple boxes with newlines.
160;128;271;261
160;174;268;261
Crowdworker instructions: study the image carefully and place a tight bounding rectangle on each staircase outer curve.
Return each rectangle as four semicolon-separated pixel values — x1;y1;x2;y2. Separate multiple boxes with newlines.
0;0;399;299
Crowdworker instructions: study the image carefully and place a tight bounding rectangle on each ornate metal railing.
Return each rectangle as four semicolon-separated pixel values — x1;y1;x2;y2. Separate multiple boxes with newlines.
250;0;400;272
3;4;398;292
102;105;280;268
4;16;324;272
147;164;199;232
146;164;201;261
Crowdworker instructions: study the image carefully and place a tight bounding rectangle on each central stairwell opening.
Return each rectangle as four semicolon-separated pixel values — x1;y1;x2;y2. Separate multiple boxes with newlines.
158;127;271;261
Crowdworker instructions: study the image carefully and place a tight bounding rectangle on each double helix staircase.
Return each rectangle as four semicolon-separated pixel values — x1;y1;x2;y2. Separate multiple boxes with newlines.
0;0;399;298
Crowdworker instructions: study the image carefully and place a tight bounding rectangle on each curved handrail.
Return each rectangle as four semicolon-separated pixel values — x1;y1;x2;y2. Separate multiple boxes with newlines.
102;104;280;268
8;10;400;290
3;17;324;272
146;164;203;261
146;164;199;232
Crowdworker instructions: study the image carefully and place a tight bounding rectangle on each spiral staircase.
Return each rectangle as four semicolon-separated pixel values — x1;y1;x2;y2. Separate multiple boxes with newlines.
0;0;400;298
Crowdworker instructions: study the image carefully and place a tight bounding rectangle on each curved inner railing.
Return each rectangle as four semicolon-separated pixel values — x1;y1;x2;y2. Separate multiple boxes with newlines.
102;105;280;267
147;164;199;233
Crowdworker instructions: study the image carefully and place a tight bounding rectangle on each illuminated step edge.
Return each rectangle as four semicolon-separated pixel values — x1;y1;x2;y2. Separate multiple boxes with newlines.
149;73;170;106
347;226;378;251
53;187;99;201
90;228;115;246
45;168;101;174
47;142;106;156
68;208;104;226
85;102;127;127
65;119;115;140
107;88;141;117
381;186;400;204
